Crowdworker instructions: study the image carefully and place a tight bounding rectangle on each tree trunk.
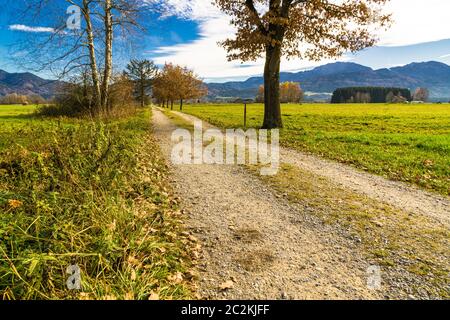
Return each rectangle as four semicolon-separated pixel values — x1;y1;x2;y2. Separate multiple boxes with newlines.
101;0;113;113
171;100;173;110
83;0;101;113
180;99;183;111
262;44;283;129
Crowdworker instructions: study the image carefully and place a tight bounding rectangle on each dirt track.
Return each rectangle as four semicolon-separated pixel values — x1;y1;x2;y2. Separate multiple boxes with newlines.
153;108;388;299
173;111;450;228
152;108;449;300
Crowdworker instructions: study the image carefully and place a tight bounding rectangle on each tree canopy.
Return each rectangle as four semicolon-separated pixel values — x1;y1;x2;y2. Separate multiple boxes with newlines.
216;0;391;62
153;64;207;109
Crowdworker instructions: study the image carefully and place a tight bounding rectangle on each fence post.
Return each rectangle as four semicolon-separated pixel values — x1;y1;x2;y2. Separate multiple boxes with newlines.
244;103;247;129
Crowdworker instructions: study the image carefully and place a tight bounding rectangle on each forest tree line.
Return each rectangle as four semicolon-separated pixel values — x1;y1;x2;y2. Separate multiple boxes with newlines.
331;87;430;104
0;93;48;105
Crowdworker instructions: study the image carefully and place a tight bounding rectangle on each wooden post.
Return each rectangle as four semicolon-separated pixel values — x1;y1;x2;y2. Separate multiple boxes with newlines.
244;103;247;129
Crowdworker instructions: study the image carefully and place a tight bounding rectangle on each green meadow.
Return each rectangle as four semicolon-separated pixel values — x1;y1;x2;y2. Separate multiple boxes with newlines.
182;103;450;196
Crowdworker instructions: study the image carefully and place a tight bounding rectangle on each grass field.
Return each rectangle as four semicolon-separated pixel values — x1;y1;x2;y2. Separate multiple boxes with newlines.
0;105;194;299
0;105;78;152
181;103;450;196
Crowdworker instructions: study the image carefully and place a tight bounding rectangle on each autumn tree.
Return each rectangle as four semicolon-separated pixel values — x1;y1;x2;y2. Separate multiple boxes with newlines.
152;75;170;107
257;82;303;103
413;88;429;102
153;63;207;110
177;68;208;111
256;85;265;103
280;82;303;103
152;64;179;109
125;59;159;107
215;0;391;128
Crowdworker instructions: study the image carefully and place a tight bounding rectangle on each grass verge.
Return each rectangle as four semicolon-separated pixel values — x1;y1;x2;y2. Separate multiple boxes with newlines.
0;108;195;300
254;164;449;299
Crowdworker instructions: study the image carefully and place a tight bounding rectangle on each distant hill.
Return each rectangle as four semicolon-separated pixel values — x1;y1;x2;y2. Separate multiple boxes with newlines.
0;70;62;99
206;61;450;101
2;61;450;102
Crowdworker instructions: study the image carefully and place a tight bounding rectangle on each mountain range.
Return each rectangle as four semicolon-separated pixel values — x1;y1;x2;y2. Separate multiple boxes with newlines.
0;70;61;99
1;61;450;102
206;61;450;101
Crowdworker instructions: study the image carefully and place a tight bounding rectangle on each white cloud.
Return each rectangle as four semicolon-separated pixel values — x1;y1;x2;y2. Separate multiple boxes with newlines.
149;0;450;82
378;0;450;46
9;24;55;33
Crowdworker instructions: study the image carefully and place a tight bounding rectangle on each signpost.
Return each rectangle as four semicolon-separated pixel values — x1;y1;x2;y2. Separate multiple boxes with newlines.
244;102;247;129
241;99;253;129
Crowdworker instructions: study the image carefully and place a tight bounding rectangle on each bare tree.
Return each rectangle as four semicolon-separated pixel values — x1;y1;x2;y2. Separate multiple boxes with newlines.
8;0;148;115
413;88;430;102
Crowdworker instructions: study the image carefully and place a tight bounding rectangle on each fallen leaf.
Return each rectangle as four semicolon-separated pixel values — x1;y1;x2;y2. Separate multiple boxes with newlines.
188;235;198;242
79;292;92;300
124;292;134;300
158;247;167;254
148;292;159;300
423;159;434;167
8;199;23;209
130;269;137;281
219;280;234;291
168;271;184;284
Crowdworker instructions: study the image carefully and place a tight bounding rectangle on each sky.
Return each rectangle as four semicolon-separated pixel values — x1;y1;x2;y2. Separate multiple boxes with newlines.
1;0;450;82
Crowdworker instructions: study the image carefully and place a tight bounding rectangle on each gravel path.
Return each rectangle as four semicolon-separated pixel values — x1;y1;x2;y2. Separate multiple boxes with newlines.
173;111;450;228
152;108;387;300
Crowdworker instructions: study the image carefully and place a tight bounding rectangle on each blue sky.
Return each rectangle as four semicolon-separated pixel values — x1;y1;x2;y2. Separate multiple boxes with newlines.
1;0;450;82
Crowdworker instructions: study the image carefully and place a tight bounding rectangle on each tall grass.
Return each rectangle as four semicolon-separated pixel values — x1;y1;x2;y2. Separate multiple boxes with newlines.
0;110;193;300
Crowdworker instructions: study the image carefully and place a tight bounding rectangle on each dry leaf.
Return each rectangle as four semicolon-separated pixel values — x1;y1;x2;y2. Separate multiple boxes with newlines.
79;292;92;300
423;159;434;167
148;291;159;300
219;280;234;291
124;292;134;300
167;271;184;284
158;247;167;254
188;235;198;242
8;199;23;209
